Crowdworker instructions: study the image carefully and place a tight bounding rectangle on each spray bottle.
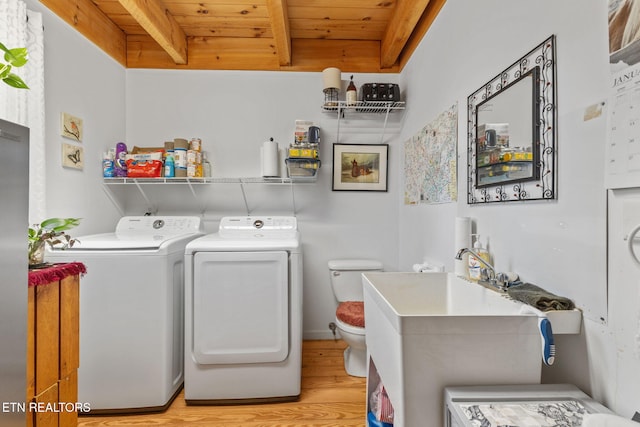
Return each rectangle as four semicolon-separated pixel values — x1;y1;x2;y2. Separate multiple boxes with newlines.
102;149;115;177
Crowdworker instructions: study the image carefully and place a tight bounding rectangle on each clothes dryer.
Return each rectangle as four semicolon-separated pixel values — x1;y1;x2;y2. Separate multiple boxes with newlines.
45;216;204;413
184;216;302;404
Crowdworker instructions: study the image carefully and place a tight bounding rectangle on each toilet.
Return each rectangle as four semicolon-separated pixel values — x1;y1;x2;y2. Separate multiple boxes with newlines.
328;259;384;377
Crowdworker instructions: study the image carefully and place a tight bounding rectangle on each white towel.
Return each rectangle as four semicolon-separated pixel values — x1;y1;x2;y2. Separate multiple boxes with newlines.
582;413;639;427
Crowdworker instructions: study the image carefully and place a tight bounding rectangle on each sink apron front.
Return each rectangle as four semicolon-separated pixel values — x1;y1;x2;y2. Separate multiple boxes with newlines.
363;272;541;427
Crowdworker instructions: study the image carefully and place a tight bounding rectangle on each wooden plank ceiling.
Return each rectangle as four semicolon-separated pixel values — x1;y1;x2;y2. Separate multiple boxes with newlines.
38;0;446;72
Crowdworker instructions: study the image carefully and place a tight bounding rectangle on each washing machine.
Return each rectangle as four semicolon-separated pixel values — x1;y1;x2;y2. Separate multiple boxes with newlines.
45;216;204;413
184;216;303;404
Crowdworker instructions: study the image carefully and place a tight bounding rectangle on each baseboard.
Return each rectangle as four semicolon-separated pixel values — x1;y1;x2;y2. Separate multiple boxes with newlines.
303;330;340;340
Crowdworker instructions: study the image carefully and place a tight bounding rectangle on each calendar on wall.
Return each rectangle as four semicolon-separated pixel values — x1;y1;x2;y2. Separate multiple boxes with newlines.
606;62;640;189
606;0;640;189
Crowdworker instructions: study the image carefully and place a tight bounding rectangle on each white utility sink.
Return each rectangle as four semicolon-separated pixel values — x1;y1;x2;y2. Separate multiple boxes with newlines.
362;272;582;427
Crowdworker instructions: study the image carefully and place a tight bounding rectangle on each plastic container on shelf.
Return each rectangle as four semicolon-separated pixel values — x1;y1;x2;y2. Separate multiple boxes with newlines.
103;150;115;177
164;154;175;178
115;142;128;177
174;138;189;177
285;158;320;179
202;152;212;177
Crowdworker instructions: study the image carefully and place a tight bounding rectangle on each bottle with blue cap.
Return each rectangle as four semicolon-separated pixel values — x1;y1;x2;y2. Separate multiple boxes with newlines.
164;154;175;178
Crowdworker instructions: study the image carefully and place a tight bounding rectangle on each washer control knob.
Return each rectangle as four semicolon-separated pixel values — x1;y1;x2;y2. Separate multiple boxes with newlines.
253;219;264;229
153;219;165;229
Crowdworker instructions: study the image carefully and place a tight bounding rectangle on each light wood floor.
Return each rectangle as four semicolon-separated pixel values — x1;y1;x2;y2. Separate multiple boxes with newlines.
77;340;367;427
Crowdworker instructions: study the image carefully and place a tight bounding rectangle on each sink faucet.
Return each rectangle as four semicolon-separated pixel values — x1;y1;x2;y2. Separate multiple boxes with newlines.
455;248;509;291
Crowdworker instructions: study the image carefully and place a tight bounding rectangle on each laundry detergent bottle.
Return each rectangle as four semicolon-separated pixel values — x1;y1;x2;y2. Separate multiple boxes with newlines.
468;234;490;282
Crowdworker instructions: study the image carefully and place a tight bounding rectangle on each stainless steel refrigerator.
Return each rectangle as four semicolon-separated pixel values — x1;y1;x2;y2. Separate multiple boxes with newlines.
0;118;29;427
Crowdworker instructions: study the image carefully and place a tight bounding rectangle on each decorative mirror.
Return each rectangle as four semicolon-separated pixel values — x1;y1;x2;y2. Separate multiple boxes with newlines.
467;35;556;203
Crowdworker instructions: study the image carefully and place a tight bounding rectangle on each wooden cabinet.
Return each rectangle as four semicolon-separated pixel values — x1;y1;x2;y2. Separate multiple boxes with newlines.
27;265;82;427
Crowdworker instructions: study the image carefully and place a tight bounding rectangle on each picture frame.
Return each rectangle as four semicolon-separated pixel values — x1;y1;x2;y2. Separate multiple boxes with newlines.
60;112;83;142
61;142;84;170
332;143;388;191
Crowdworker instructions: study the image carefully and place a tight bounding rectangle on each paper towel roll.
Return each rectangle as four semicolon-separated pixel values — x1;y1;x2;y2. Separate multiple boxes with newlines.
261;138;279;177
454;217;472;278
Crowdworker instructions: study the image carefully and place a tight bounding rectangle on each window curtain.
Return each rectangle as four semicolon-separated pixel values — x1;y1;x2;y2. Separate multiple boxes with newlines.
0;0;46;224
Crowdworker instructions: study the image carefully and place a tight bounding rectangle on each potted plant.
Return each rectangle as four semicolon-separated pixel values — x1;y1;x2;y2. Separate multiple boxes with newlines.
0;42;29;89
28;218;81;267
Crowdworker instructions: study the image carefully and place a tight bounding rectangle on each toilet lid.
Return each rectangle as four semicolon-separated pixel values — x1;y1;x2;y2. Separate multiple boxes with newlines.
336;301;365;328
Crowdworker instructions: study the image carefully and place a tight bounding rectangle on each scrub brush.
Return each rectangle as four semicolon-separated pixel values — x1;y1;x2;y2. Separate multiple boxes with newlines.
519;305;555;366
538;317;555;366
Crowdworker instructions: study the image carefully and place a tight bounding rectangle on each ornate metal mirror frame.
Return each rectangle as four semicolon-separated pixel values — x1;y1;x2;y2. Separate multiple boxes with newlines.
467;35;556;203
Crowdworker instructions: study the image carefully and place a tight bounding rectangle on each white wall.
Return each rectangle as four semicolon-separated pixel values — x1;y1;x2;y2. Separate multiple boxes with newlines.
398;0;638;418
26;0;125;236
124;70;402;339
399;0;609;321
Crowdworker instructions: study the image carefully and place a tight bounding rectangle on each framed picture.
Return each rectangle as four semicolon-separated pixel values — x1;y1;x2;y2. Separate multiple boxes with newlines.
332;143;388;191
60;112;83;142
61;142;83;170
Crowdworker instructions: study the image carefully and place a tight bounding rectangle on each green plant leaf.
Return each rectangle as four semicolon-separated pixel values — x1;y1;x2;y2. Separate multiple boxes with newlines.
40;218;66;229
3;73;28;89
1;43;29;89
5;47;28;67
0;63;11;79
40;217;81;232
2;73;29;89
28;218;81;260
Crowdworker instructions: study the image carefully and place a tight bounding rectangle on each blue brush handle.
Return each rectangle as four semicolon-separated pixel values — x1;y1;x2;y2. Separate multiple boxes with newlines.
539;318;555;366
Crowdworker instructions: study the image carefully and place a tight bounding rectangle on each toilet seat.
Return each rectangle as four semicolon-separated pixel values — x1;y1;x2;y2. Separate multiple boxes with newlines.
335;316;365;335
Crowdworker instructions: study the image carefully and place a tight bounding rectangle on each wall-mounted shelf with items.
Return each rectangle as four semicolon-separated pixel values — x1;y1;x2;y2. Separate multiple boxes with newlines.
103;177;307;185
285;158;321;181
321;100;405;114
102;175;316;216
321;100;405;144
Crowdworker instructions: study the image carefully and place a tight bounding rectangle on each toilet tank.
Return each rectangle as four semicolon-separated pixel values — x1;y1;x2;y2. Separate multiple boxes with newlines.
328;259;383;302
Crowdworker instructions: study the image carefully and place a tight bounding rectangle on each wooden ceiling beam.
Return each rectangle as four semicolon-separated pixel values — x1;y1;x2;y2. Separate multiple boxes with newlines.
117;0;188;65
38;0;127;66
380;0;432;69
42;0;446;72
266;0;292;66
127;35;280;70
288;39;398;73
126;36;398;73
